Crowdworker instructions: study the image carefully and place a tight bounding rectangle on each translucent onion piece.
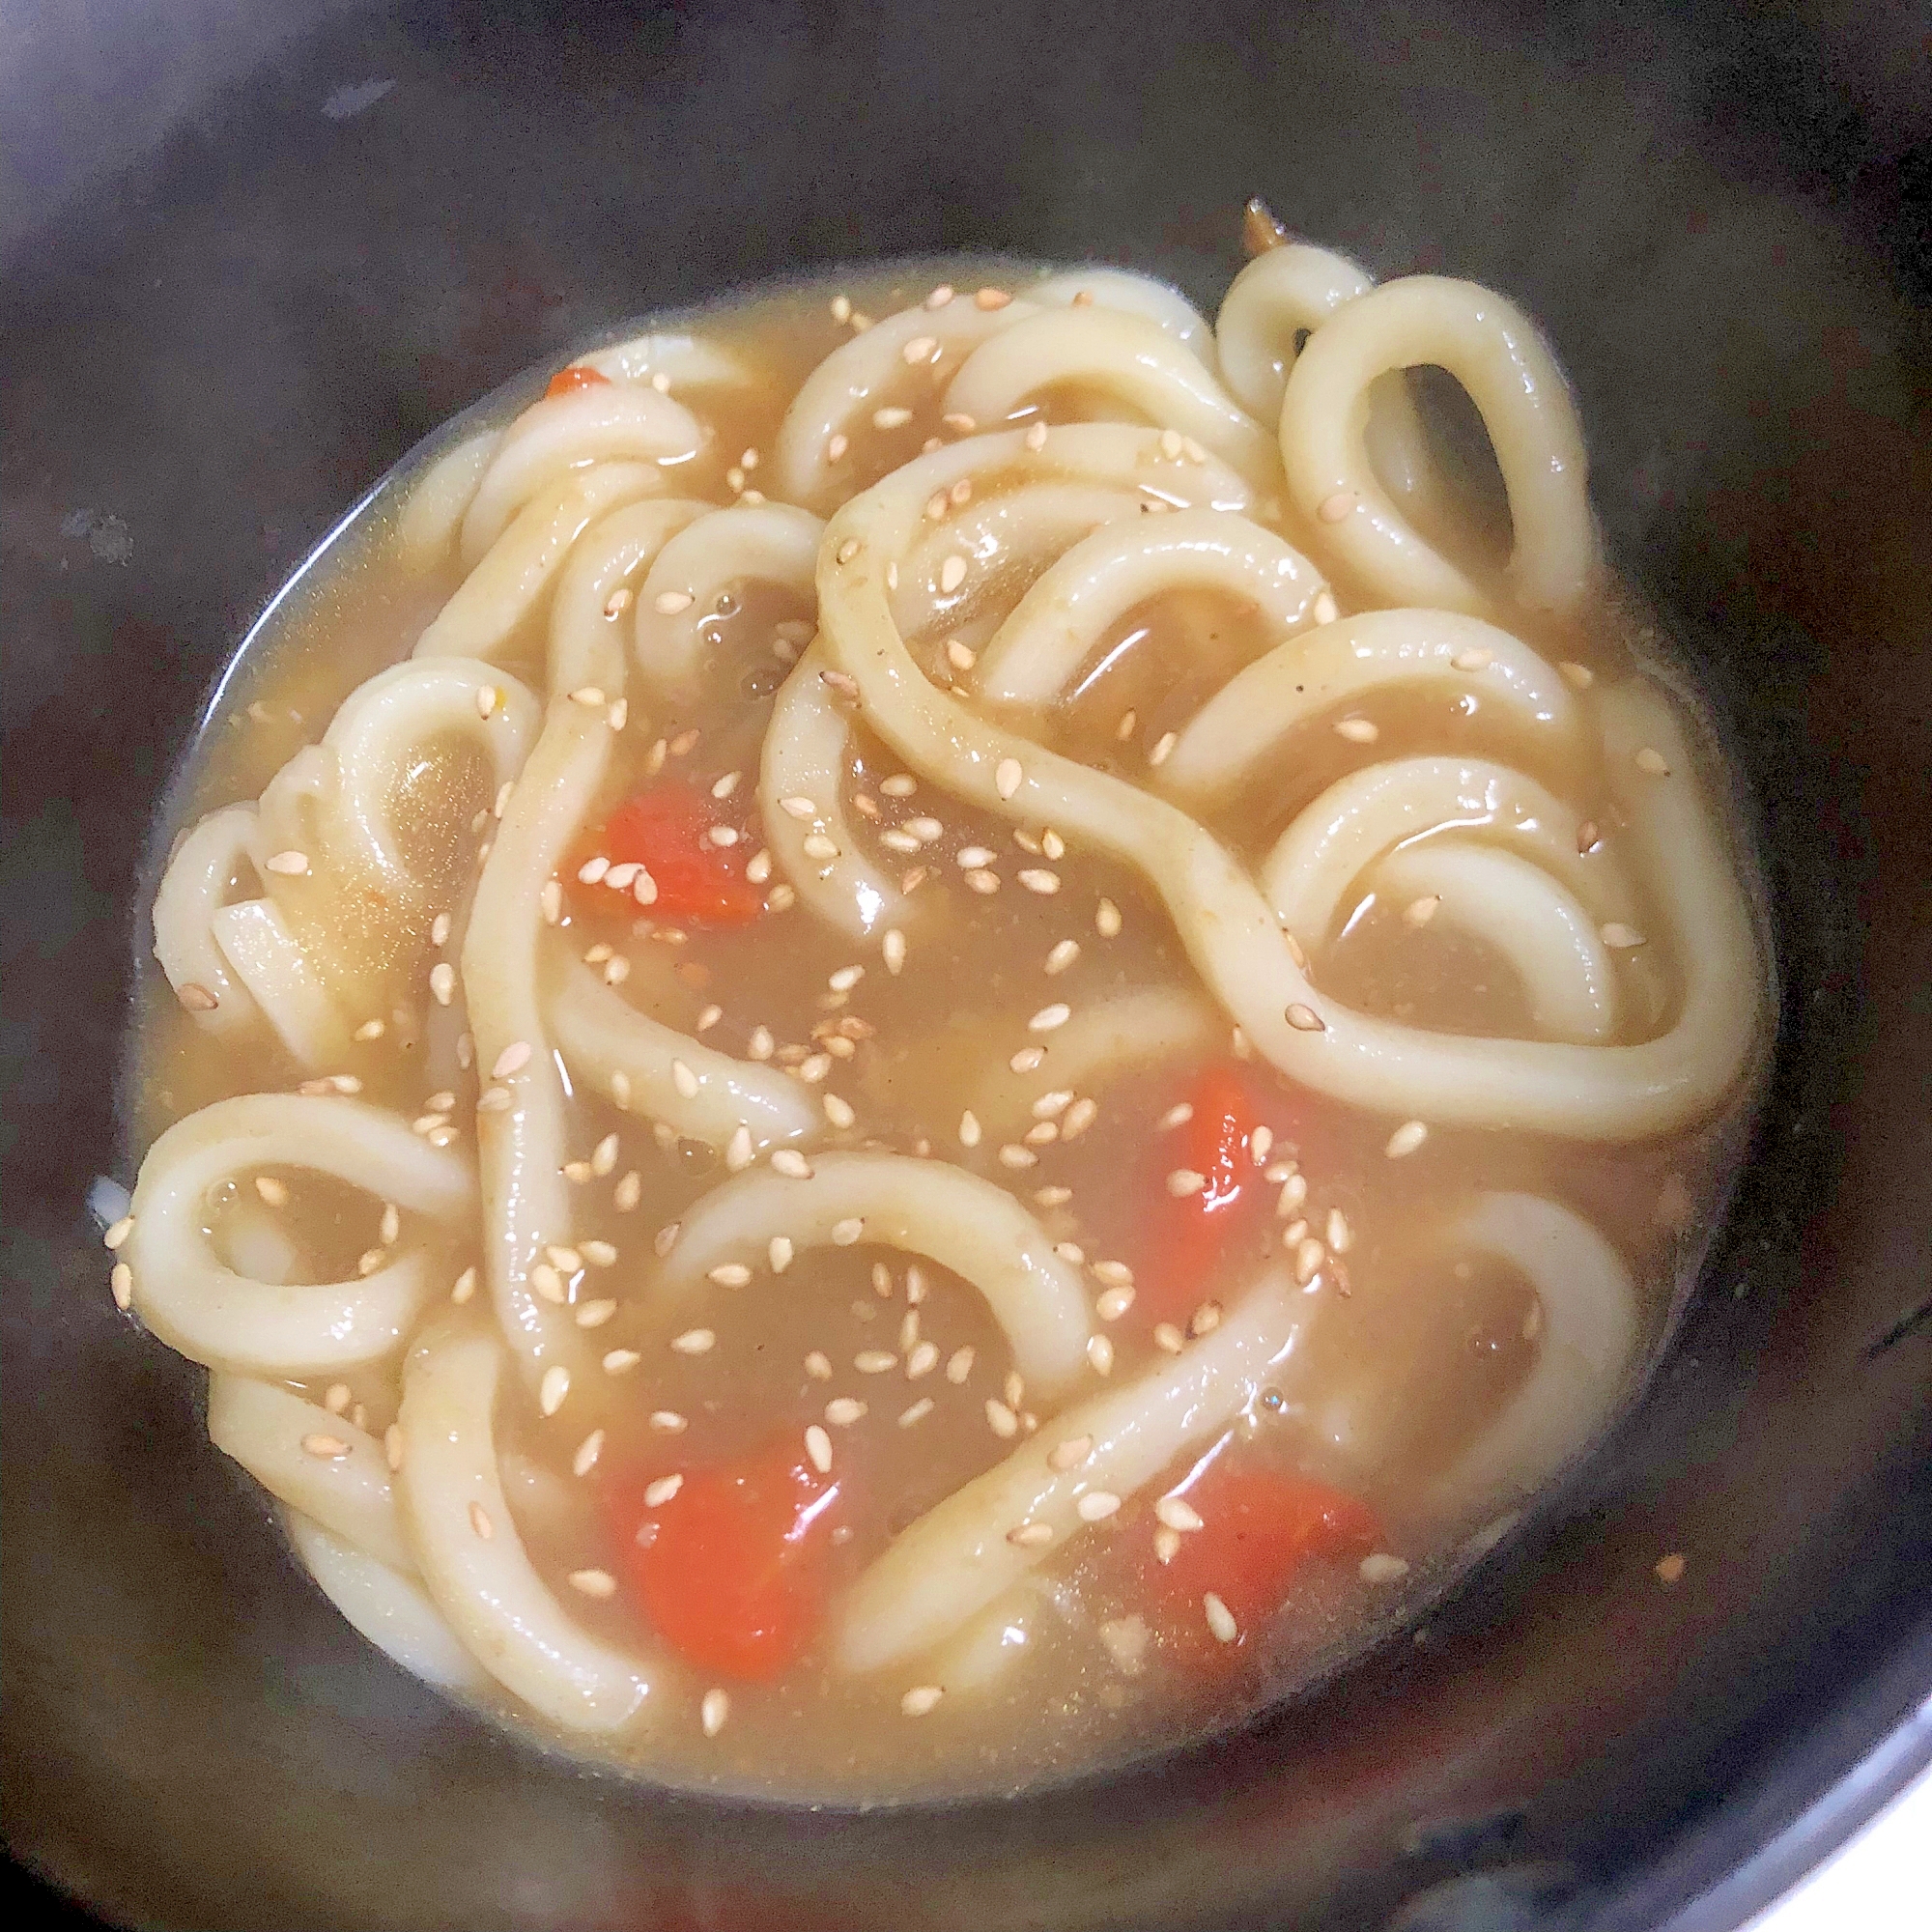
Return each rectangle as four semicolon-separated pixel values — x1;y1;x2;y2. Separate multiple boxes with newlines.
396;428;503;569
548;497;711;700
413;462;664;663
285;1509;492;1694
656;1151;1094;1398
836;1270;1304;1673
123;1094;473;1376
547;951;818;1152
398;1320;652;1731
815;429;1760;1138
152;803;263;1032
459;384;705;565
462;701;610;1387
208;1375;413;1573
757;642;910;939
944;307;1280;492
773;297;1039;512
970;985;1220;1139
210;898;351;1069
319;659;541;893
1278;276;1596;614
974;508;1325;706
1370;837;1618;1043
634;502;823;695
1160;608;1577;809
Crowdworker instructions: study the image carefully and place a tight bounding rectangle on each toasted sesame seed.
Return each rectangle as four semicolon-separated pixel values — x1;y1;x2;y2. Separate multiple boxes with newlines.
1188;1299;1223;1339
1385;1120;1430;1158
109;1261;133;1308
1077;1490;1122;1521
701;1688;729;1736
1318;490;1356;524
1086;1333;1115;1375
1204;1591;1238;1642
265;849;309;876
1008;1520;1054;1548
177;980;219;1011
825;1397;867;1426
1095;898;1122;938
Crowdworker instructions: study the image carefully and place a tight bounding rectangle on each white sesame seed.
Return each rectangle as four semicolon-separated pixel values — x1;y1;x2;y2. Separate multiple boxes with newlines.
1024;421;1048;451
492;1040;532;1080
1153;1322;1185;1354
1029;1002;1070;1033
669;1328;714;1355
1077;1490;1122;1521
265;849;309;876
1204;1591;1238;1643
904;1341;939;1379
900;1683;944;1717
771;1149;813;1179
1095;1285;1136;1321
571;1430;606;1477
429;962;457;1006
1149;730;1178;766
1634;746;1672;777
1361;1552;1411;1584
567;1567;617;1599
1335;717;1379;744
648;1410;688;1435
985;1399;1019;1437
300;1432;349;1460
1601;923;1647;949
1285;1002;1325;1033
1086;1333;1115;1376
1386;1120;1430;1158
1166;1168;1207;1198
1294;1236;1326;1285
994;756;1025;801
1017;868;1061;895
825;1397;867;1426
1095;898;1122;938
1318;490;1356;524
539;1365;571;1416
706;1263;753;1289
574;1299;616;1328
602;1348;641;1376
828;964;865;992
1048;1435;1094;1471
701;1688;729;1737
1559;660;1595;690
855;1350;897;1375
468;1501;495;1540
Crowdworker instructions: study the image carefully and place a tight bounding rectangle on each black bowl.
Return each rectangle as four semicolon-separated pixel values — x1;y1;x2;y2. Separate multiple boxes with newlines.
5;4;1930;1927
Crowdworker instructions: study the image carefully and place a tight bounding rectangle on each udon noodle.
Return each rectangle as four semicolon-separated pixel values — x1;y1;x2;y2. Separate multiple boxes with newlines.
116;223;1766;1798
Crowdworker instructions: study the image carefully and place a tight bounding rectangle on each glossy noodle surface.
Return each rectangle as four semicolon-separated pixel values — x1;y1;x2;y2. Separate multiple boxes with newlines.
122;245;1768;1799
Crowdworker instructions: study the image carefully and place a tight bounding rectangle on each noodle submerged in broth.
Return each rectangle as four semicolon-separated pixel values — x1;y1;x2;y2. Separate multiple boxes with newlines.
120;226;1768;1798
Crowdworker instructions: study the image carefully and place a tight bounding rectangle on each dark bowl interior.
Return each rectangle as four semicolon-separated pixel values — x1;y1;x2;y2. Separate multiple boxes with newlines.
4;3;1930;1928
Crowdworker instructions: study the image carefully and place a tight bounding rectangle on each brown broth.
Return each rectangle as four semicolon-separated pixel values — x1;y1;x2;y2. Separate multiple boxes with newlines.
131;260;1768;1800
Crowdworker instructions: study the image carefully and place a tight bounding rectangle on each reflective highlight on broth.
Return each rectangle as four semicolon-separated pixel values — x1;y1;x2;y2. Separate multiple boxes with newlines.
120;230;1768;1798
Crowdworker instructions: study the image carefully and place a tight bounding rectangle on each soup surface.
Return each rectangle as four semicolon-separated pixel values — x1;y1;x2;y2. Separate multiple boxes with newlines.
117;228;1768;1799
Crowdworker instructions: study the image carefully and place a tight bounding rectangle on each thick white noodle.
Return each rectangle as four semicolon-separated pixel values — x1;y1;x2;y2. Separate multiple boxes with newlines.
209;898;350;1068
547;497;712;698
634;502;824;694
773;298;1039;511
1278;275;1596;614
1369;838;1619;1042
836;1271;1305;1673
1160;608;1578;808
973;508;1325;706
318;659;541;894
413;462;663;662
462;701;610;1386
207;1375;413;1572
459;385;705;565
1029;269;1217;367
398;1321;652;1731
152;803;263;1031
578;330;760;391
285;1510;492;1694
1214;242;1437;510
944;308;1280;493
123;1094;473;1376
396;428;503;569
757;643;910;939
969;985;1221;1138
816;431;1759;1137
656;1151;1094;1397
547;952;819;1152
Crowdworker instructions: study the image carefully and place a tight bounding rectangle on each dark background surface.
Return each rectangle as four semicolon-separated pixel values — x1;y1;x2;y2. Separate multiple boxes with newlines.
4;3;1930;1928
